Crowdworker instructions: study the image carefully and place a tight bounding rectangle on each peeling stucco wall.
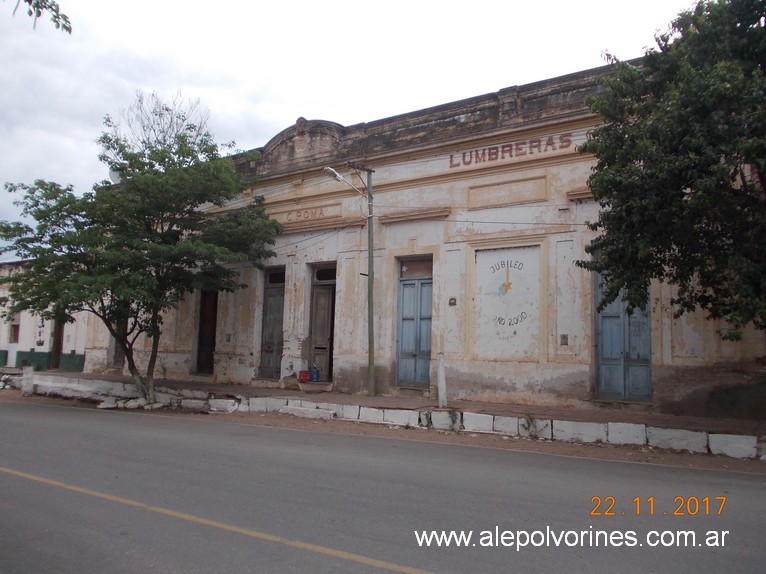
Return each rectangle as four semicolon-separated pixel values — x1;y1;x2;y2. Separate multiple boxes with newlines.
62;62;765;406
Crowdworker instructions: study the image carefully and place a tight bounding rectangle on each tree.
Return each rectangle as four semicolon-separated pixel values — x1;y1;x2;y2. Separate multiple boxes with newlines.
6;0;71;32
0;91;281;402
578;0;765;338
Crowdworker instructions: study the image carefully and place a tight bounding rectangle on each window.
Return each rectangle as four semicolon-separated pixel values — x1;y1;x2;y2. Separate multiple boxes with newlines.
8;316;20;344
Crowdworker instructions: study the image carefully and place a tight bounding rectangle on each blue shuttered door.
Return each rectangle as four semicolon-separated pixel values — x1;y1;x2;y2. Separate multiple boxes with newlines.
596;280;651;401
397;279;432;387
626;311;651;399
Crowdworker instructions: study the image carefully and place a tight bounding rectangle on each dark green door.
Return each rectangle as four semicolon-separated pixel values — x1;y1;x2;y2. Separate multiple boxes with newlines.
260;270;285;379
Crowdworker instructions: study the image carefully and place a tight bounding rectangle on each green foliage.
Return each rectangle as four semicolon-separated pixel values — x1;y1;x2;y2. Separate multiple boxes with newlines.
7;0;71;32
578;0;766;338
0;92;280;399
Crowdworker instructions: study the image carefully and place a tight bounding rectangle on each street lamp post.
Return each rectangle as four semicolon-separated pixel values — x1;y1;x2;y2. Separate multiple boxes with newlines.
323;165;375;396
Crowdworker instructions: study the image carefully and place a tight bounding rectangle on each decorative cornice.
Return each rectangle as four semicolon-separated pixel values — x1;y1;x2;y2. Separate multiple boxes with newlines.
379;207;451;225
243;63;616;180
566;187;594;202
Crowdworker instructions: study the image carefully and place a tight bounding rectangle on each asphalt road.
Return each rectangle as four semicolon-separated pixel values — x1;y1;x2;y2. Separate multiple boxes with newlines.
0;402;764;574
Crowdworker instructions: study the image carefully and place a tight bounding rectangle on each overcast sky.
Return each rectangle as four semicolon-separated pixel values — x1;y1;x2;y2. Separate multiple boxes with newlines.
1;0;695;223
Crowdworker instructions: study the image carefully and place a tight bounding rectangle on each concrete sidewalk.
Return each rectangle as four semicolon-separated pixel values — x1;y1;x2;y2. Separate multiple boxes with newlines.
10;369;766;460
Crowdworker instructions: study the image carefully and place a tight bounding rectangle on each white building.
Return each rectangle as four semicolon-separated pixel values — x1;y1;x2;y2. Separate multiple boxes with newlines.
0;262;88;372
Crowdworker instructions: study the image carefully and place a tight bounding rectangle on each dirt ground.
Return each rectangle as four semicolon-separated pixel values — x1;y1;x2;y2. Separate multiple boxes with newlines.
1;387;764;475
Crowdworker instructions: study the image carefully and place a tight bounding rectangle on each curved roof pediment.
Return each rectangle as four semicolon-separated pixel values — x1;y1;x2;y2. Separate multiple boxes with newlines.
259;117;345;174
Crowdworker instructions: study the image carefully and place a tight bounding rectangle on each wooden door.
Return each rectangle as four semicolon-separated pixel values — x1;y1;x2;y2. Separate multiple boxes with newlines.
596;280;651;401
397;278;433;387
260;270;285;379
309;284;335;382
196;290;218;375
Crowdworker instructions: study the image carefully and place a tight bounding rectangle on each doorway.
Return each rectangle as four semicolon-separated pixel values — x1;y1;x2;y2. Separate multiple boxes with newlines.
196;290;218;375
112;339;126;371
111;302;128;370
596;279;651;401
50;317;65;369
7;315;20;367
309;265;336;382
397;258;433;388
260;268;285;379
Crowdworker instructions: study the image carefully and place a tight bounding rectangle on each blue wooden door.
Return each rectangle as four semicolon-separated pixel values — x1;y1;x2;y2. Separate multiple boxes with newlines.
397;278;432;387
596;281;651;401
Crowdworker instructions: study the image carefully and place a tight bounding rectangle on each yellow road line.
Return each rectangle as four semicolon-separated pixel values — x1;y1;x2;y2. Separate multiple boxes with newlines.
0;465;431;574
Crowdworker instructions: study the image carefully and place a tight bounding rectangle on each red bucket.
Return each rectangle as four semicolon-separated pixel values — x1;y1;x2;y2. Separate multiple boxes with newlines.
298;370;310;383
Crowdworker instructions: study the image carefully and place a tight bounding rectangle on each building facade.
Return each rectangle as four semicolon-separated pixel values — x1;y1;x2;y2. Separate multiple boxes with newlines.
7;64;765;407
0;262;89;372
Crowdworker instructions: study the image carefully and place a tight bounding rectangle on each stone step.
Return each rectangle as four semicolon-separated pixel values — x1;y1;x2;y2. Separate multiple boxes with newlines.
279;405;336;420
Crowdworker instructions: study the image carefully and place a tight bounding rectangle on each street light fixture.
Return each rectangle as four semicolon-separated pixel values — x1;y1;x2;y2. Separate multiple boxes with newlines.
324;164;375;396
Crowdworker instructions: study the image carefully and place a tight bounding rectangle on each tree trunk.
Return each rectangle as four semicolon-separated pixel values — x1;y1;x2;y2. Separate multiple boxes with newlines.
123;350;148;401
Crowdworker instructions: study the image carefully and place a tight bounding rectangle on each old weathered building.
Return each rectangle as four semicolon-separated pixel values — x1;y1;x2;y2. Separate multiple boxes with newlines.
6;63;765;407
